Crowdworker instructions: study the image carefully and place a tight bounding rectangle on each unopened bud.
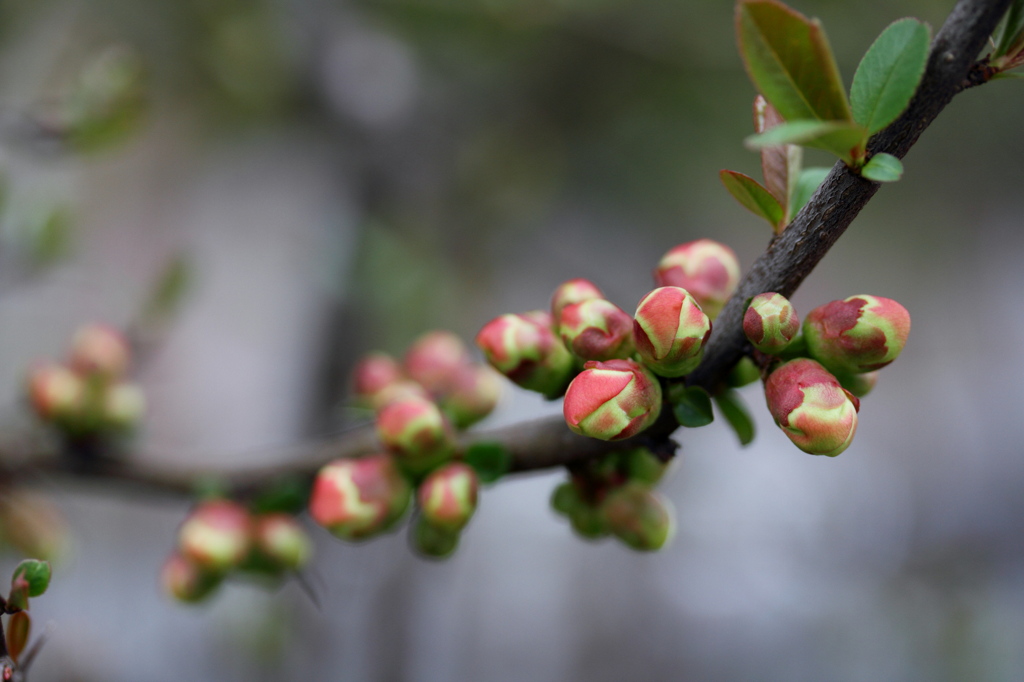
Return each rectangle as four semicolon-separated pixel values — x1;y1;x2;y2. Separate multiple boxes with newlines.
551;278;604;318
371;380;432;410
764;358;859;456
404;331;473;397
475;312;575;398
803;295;910;375
68;323;130;378
601;483;675;551
563;359;662;441
26;364;84;423
743;292;799;353
376;395;456;473
178;499;252;573
252;514;312;570
352;352;405;406
411;515;460;559
558;299;635;361
418;462;479;532
103;382;146;429
633;287;711;377
161;553;220;603
439;364;502;429
653;239;740;318
308;455;411;541
838;370;879;398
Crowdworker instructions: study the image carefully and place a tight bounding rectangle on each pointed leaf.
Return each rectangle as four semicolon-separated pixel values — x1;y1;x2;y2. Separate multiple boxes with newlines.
992;71;1024;79
465;442;512;484
753;95;802;214
6;611;30;664
851;19;930;135
995;0;1024;57
860;153;904;182
715;390;756;446
746;120;867;164
720;170;785;230
737;0;852;123
668;385;714;428
790;167;831;215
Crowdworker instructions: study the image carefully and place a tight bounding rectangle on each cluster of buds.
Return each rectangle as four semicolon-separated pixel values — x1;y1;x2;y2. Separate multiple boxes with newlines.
743;292;910;456
26;324;145;439
550;447;675;551
162;499;312;603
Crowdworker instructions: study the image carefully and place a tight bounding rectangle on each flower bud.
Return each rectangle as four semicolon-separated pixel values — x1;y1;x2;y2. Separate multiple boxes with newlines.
551;278;604;318
376;395;456;473
743;292;799;353
417;462;479;532
26;363;84;423
558;299;635;361
404;331;473;397
352;352;405;406
68;323;130;378
803;295;910;375
568;502;610;539
601;483;675;551
251;514;312;571
103;382;146;430
838;370;879;398
475;312;574;398
764;358;859;456
633;287;711;377
161;553;221;603
371;380;432;410
439;364;502;429
309;455;411;540
178;499;252;573
653;239;740;318
563;359;662;441
411;516;460;559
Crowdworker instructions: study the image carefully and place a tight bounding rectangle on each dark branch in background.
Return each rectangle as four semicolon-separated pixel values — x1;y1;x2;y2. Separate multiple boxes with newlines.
0;0;1012;500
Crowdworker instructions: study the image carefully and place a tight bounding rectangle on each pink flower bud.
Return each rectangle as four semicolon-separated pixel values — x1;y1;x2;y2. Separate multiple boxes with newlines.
743;292;799;354
68;323;130;378
102;382;146;430
439;364;502;429
352;352;405;405
417;462;479;532
551;278;604;319
563;359;663;441
178;500;252;573
653;239;740;319
404;331;473;397
251;514;312;570
371;380;432;410
376;395;456;473
633;287;712;377
558;298;635;361
309;455;412;541
161;553;220;603
601;483;675;551
764;358;860;456
475;312;575;398
26;363;84;423
803;295;911;375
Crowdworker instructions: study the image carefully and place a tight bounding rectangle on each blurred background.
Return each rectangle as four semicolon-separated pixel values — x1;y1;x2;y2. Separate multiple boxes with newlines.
0;0;1022;679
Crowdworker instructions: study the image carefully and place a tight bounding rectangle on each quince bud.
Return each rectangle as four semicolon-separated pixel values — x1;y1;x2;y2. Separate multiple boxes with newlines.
68;323;130;378
376;395;456;473
371;380;432;410
439;364;502;429
803;295;910;375
161;553;220;603
26;363;84;423
653;239;740;319
633;287;711;377
558;298;635;361
743;292;799;354
764;358;860;457
309;455;412;540
404;331;473;397
178;499;252;573
251;513;312;570
352;352;405;406
475;311;574;398
551;278;604;318
103;382;146;430
417;462;479;532
563;359;662;441
601;483;675;551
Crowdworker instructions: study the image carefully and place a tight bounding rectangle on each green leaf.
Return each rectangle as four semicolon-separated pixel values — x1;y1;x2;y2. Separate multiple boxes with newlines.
719;170;785;230
12;559;51;599
860;153;904;182
736;0;852;123
850;19;930;136
465;442;512;484
790;167;831;215
669;384;715;428
995;0;1024;57
745;120;867;164
715;390;756;446
992;71;1024;80
250;475;309;515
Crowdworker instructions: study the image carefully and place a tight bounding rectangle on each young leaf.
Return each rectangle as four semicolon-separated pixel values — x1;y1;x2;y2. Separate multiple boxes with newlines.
719;170;785;231
850;19;930;136
715;390;756;446
746;120;867;164
6;611;30;664
12;559;51;598
753;95;802;215
790;167;831;215
669;385;715;428
860;153;904;182
995;0;1024;57
736;0;852;123
465;442;512;484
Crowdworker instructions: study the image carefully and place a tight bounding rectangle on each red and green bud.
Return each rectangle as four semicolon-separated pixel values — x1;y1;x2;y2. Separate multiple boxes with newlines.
563;359;663;441
352;352;405;406
601;483;675;551
475;312;575;398
551;278;604;319
371;380;432;411
404;331;473;397
417;462;479;532
803;295;911;375
251;514;312;570
764;358;860;457
744;292;799;354
439;364;502;429
26;363;84;423
633;287;712;377
376;395;456;472
653;239;740;319
411;516;460;559
177;499;252;573
161;553;221;603
102;382;146;430
68;323;130;378
558;299;635;361
308;455;412;541
838;370;879;398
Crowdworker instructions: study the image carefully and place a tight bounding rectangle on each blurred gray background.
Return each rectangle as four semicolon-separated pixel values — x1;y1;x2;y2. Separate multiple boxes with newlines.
0;0;1022;679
